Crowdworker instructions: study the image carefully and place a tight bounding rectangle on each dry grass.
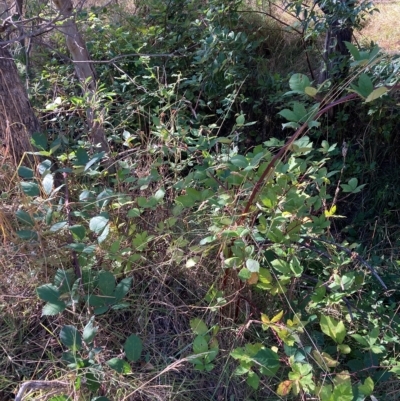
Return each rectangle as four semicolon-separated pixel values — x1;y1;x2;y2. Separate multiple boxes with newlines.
357;2;400;53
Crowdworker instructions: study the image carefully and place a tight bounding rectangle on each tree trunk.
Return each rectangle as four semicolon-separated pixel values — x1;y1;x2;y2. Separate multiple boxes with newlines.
52;0;110;154
318;0;354;84
0;41;38;164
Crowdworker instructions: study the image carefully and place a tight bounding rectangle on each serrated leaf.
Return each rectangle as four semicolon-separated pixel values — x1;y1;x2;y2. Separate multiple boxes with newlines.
107;358;132;374
246;371;260;389
289;73;311;93
190;318;208;335
37;284;60;303
89;215;109;235
193;335;208;354
114;277;132;302
70;225;86;240
279;108;298;122
42;301;66;316
312;350;340;368
271;259;291;275
124;334;143;362
60;325;82;352
83;317;98;344
358;377;374;396
127;208;141;217
252;348;280;376
98;271;115;296
365;86;388;103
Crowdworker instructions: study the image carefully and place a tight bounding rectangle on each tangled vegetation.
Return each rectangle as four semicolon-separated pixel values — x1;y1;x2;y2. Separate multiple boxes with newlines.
1;0;400;400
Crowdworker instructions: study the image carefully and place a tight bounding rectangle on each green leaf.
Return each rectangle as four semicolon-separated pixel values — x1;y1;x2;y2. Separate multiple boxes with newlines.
124;334;143;362
89;215;109;235
18;166;34;179
289;256;303;277
42;173;54;195
85;372;100;392
31;132;48;150
16;210;35;227
358;377;374;396
21;181;40;197
37;284;60;303
289;73;311;93
271;259;291;276
351;334;369;347
176;194;197;207
238;267;251;281
48;396;69;401
98;271;115;296
345;41;361;60
246;371;260;390
75;148;89;165
365;86;388;103
154;188;165;201
60;325;82;352
305;86;318;97
357;74;374;98
246;259;260;273
252;348;280;376
84;151;106;171
320;315;346;344
83;317;98;344
16;230;38;240
190;318;208;335
50;221;68;232
114;277;133;302
70;225;86;240
193;335;208;354
107;358;132;374
97;223;110;243
230;155;248;168
54;269;75;293
236;114;245;125
338;344;351;354
278;108;298;122
94;306;109;315
127;208;141;217
42;301;67;316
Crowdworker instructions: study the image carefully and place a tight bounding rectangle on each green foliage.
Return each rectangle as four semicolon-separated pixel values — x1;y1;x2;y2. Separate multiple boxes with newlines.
7;1;400;400
188;319;219;372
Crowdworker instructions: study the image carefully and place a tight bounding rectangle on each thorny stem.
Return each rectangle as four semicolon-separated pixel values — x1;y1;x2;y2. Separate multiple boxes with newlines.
63;171;81;278
238;92;359;224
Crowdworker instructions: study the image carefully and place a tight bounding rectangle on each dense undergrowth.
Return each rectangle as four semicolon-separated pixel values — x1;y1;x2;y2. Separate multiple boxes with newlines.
1;0;400;400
